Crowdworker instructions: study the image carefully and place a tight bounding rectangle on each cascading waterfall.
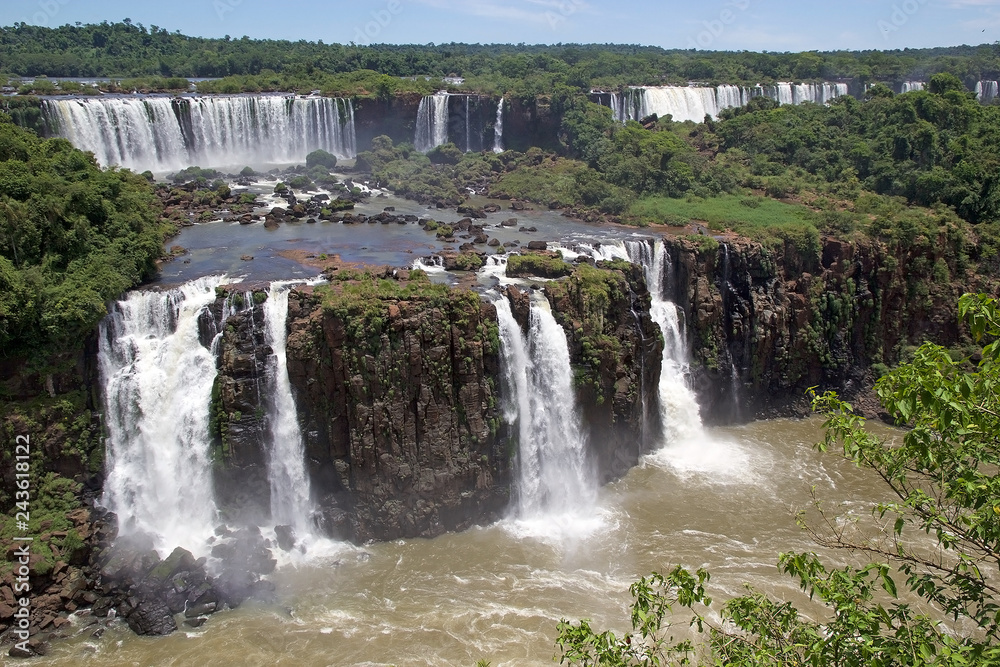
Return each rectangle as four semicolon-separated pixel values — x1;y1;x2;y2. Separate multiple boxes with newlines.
464;96;471;153
415;92;451;152
977;80;998;103
99;276;224;556
900;81;925;94
622;241;704;443
719;243;743;420
494;294;596;535
493;98;504;153
412;255;447;275
42;95;357;172
607;82;847;123
262;281;317;533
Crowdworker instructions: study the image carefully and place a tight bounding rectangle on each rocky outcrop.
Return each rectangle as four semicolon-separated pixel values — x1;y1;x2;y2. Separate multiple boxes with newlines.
665;232;996;422
210;291;272;522
282;276;511;542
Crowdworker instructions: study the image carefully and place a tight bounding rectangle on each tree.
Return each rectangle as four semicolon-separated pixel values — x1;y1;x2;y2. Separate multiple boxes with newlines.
557;293;1000;666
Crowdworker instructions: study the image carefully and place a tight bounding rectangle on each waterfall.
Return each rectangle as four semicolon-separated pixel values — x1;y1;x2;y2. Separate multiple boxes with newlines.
412;255;447;275
639;86;721;123
977;81;998;103
622;241;704;443
262;281;317;532
494;294;596;535
415;92;450;152
493;98;504;153
464;96;471;152
901;81;925;94
42;95;357;172
98;276;224;556
719;243;742;420
615;82;847;123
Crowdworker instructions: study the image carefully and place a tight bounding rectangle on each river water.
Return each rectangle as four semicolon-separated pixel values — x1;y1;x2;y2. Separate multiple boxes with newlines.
154;177;649;287
39;418;891;666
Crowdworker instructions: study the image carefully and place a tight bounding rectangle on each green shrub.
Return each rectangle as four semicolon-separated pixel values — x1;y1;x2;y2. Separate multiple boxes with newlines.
306;149;338;169
507;253;573;278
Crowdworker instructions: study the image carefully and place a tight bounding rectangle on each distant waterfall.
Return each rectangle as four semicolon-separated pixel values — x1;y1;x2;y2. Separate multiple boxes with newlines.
493;98;504;153
464;96;471;153
99;277;224;556
622;241;704;443
768;82;846;106
977;81;998;103
900;81;925;94
495;295;596;530
600;82;848;123
415;92;450;152
262;282;317;532
42;95;357;173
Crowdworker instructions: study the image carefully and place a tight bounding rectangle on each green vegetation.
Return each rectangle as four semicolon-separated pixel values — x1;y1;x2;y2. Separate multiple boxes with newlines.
544;263;632;403
0;473;84;577
0;113;171;360
558;293;1000;666
5;22;1000;95
506;253;574;279
306;149;338;170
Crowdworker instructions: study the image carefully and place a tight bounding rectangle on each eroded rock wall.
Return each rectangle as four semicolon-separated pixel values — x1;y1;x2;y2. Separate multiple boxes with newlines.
282;283;511;542
666;233;993;422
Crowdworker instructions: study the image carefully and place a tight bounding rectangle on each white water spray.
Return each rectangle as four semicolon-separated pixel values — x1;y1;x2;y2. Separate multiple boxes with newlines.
263;281;319;533
43;95;357;172
624;241;704;443
99;277;224;556
495;294;598;539
493;98;504;153
415;92;450;152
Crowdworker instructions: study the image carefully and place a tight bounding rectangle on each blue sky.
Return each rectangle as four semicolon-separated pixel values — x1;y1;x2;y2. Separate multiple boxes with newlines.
1;0;998;51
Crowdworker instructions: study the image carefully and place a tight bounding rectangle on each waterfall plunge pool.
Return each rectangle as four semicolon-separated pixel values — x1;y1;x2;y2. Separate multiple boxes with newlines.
37;418;892;667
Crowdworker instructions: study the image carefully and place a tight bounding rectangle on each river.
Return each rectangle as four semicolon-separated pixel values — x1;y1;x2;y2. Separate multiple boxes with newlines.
37;418;890;666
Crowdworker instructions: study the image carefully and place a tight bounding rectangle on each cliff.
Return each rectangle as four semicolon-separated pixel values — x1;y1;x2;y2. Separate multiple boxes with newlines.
280;273;511;542
665;230;996;422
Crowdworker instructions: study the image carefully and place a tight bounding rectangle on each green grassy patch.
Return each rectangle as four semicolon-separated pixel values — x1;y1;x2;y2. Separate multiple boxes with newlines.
506;253;574;278
625;194;814;229
626;194;821;255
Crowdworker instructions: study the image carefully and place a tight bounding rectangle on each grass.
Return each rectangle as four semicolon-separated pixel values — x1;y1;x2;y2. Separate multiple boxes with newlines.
506;253;574;278
625;194;821;256
624;194;815;229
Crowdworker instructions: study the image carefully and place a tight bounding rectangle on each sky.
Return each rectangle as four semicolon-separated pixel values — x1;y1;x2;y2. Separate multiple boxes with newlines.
1;0;998;52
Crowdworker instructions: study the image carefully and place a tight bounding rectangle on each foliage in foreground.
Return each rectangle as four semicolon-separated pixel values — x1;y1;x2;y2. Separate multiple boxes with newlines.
557;293;1000;666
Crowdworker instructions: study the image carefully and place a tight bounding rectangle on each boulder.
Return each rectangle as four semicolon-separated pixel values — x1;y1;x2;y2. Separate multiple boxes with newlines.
274;525;296;552
119;595;177;636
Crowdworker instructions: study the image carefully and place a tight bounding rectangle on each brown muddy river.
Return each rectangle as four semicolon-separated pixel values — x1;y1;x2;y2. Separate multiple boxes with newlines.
37;418;892;667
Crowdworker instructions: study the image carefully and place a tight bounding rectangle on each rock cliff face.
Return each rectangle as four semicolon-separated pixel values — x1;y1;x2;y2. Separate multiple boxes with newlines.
278;278;511;542
209;292;272;523
664;233;994;422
